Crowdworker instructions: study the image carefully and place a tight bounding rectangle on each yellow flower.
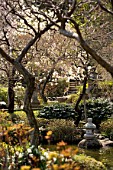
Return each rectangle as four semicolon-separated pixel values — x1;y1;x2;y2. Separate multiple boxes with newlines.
45;135;50;139
61;149;70;157
46;130;52;136
48;151;58;160
59;163;70;169
74;166;80;170
52;164;59;170
20;165;31;170
57;140;67;147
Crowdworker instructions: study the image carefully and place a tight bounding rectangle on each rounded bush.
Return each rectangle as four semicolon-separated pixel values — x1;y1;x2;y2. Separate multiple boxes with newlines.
79;98;113;128
100;119;113;140
46;119;82;144
0;87;8;103
74;154;107;170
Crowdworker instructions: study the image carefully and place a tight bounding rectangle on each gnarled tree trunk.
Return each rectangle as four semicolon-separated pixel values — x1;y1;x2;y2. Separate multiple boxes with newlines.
23;75;39;147
39;69;54;103
74;76;87;127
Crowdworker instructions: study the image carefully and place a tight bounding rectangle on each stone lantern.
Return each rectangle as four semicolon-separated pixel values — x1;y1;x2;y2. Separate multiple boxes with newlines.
78;118;102;149
84;118;96;140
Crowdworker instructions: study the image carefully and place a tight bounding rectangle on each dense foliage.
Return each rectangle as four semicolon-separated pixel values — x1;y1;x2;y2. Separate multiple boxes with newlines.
39;104;77;119
0;87;8;103
39;98;113;129
100;119;113;140
46;79;68;97
39;119;82;144
79;98;113;128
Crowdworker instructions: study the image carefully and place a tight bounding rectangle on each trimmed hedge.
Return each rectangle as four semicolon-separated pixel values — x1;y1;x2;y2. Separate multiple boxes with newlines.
39;104;77;119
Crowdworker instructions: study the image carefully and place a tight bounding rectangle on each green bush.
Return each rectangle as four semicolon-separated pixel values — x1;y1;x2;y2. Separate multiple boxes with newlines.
74;154;107;170
66;94;78;103
39;103;77;119
46;79;68;97
36;118;83;144
100;119;113;140
46;119;82;143
79;98;113;128
0;87;8;103
98;81;113;95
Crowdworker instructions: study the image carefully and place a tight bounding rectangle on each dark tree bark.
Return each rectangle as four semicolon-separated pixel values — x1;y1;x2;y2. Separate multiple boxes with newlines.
23;75;40;146
8;78;15;113
39;68;54;103
74;76;87;127
8;66;16;114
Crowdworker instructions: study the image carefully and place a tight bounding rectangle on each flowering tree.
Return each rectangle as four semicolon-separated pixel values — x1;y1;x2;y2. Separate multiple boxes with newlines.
0;0;59;146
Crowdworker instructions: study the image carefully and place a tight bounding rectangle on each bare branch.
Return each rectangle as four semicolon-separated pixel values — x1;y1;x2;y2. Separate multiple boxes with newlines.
12;11;37;35
67;0;77;17
60;18;113;77
97;0;113;15
18;20;59;62
0;47;14;64
3;29;10;47
60;29;80;41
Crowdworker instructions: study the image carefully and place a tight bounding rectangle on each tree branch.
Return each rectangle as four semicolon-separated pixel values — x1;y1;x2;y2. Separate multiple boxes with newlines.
97;0;113;15
67;0;77;17
17;20;59;62
0;48;14;64
60;18;113;78
60;29;80;41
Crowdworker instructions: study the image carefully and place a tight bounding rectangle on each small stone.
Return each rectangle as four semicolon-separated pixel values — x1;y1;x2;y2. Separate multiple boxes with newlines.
99;139;113;147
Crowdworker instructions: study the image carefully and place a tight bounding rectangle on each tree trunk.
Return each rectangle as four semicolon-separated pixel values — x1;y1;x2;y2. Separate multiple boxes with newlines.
8;67;16;114
39;69;54;103
40;91;47;103
8;78;15;113
74;76;87;127
23;75;39;147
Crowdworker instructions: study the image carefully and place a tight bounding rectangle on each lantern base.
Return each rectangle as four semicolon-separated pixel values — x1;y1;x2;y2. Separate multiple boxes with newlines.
78;138;102;149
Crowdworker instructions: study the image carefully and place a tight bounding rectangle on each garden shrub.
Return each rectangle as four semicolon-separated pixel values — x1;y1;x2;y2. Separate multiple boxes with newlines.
100;119;113;140
45;119;82;144
98;81;113;98
39;103;77;119
0;87;8;103
46;78;68;97
39;97;113;130
79;98;113;128
36;118;84;144
66;94;79;103
0;110;12;127
74;154;107;170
